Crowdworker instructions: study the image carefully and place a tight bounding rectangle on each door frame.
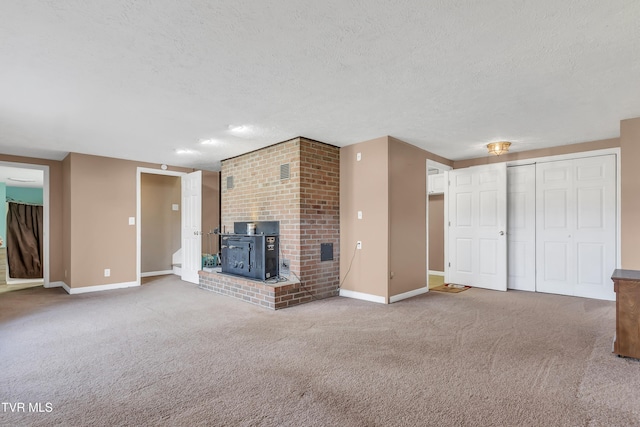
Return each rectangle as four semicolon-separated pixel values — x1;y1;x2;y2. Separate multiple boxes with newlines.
136;167;186;285
0;161;50;287
426;159;451;288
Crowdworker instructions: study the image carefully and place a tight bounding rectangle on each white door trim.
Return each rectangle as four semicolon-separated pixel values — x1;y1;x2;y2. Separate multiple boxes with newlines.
0;161;50;287
136;167;186;285
426;159;451;289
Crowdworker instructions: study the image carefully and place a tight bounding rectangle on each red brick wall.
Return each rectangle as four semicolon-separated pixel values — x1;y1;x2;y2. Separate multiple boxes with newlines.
299;139;340;298
221;139;301;275
220;137;340;303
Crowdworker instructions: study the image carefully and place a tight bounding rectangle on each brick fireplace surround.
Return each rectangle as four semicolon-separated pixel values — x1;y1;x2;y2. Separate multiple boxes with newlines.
198;137;340;309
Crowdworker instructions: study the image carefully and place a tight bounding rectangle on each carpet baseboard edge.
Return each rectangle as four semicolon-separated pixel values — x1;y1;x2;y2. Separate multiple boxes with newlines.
339;289;386;304
390;286;429;303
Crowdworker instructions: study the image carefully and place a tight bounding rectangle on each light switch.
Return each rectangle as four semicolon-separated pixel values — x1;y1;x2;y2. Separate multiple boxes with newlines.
172;204;179;211
357;211;362;219
128;217;135;225
356;152;362;161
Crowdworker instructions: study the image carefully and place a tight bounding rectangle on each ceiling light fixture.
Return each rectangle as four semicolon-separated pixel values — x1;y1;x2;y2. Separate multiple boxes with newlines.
200;138;218;145
8;177;36;183
487;141;511;156
175;149;196;155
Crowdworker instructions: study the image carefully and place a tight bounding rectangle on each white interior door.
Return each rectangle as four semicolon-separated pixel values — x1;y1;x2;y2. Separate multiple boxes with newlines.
536;155;616;300
181;170;202;284
446;163;507;291
507;164;536;291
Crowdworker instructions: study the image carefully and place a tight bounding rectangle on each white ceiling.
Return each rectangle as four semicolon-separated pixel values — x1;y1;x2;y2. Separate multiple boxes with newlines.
1;1;639;171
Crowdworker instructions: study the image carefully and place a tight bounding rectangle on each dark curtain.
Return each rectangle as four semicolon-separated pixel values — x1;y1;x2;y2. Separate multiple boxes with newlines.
6;202;43;279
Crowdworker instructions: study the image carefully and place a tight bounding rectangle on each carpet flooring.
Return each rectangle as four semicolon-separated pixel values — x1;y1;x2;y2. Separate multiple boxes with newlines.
1;275;639;426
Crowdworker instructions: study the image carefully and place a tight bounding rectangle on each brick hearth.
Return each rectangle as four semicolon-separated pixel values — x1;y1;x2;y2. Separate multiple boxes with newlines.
198;269;313;310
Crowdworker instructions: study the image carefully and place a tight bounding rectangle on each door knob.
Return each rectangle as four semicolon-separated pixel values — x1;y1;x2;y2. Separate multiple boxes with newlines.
499;231;505;236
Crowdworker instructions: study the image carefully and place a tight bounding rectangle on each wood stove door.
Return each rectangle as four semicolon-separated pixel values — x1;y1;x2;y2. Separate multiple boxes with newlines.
224;240;251;276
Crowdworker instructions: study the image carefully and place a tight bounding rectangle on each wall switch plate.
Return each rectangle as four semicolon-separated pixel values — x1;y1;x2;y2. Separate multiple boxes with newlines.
357;211;362;219
128;217;135;225
172;204;179;211
104;269;111;277
357;241;362;250
356;152;362;161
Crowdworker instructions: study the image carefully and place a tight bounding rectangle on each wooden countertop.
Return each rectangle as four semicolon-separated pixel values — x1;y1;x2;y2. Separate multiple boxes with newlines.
611;269;640;281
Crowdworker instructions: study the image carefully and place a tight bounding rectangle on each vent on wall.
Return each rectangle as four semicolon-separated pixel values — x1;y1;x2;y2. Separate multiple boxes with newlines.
226;176;234;189
280;163;290;180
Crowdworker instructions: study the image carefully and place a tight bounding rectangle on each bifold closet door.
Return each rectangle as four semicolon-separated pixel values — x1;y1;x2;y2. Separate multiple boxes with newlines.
536;155;616;301
507;165;536;291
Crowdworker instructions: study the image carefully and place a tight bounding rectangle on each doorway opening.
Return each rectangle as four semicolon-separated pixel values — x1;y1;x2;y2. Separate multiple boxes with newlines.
140;173;182;279
136;168;186;285
0;162;49;294
426;160;451;290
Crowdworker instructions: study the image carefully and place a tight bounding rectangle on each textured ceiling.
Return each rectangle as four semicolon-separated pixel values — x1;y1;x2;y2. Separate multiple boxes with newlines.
1;1;639;170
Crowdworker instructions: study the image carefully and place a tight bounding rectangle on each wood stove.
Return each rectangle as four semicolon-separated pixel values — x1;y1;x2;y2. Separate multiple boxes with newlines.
220;221;279;280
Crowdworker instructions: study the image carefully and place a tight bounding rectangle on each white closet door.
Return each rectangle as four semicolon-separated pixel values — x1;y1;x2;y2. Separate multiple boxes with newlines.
536;160;575;296
447;163;507;291
507;165;536;291
536;155;616;300
573;156;616;300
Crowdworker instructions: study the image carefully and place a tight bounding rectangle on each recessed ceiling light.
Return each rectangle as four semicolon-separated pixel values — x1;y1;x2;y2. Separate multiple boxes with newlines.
227;124;256;136
175;149;196;155
200;138;218;145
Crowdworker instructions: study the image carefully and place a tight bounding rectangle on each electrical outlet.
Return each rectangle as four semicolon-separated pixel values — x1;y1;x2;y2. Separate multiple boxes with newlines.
357;241;362;250
104;268;111;277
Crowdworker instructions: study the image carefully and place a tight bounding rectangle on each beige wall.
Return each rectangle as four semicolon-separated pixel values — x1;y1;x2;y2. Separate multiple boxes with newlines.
340;136;451;301
428;194;445;272
388;137;428;297
141;174;181;273
202;170;220;255
453;138;619;169
0;150;217;290
340;137;390;299
0;153;64;283
621;117;640;269
66;153;193;288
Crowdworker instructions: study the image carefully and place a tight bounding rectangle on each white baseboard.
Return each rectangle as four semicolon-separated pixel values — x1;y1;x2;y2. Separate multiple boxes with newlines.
389;286;429;303
141;270;174;278
62;281;139;295
428;270;445;276
45;281;64;289
339;289;386;304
